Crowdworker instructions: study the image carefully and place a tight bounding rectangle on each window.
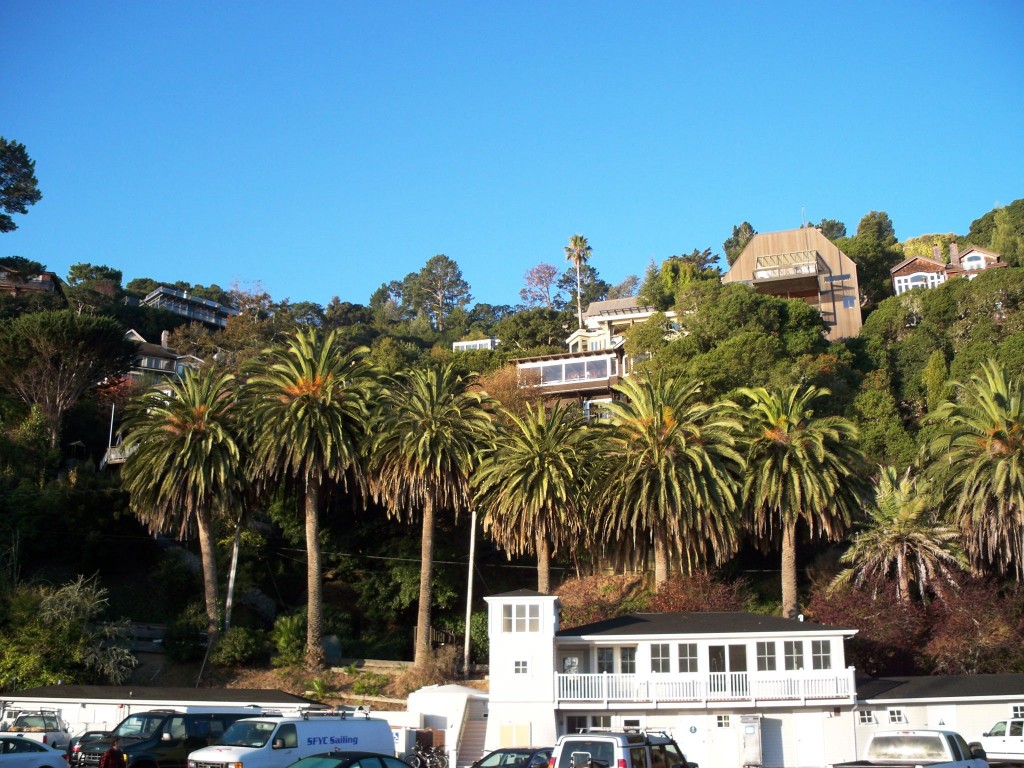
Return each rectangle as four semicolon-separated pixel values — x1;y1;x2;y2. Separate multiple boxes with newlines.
597;648;614;673
620;647;636;674
630;748;648;768
843;296;857;309
623;719;641;730
651;643;671;673
502;604;540;632
756;641;776;671
565;716;587;733
1011;722;1023;737
858;711;877;725
811;640;832;670
678;643;698;673
277;724;298;748
717;715;730;728
1013;705;1024;718
784;641;804;670
514;660;529;674
887;708;907;724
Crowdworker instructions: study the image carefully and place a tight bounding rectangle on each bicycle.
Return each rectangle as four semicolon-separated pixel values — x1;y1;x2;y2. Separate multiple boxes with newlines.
404;742;450;768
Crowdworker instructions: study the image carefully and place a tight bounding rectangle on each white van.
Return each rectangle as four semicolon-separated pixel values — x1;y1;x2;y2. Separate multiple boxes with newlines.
187;711;394;768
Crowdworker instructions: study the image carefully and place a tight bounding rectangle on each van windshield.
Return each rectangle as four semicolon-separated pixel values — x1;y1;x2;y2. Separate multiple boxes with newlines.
218;720;278;748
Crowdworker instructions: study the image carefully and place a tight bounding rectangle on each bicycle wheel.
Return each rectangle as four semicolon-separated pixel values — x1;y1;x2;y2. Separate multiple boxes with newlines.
405;754;423;768
435;753;450;768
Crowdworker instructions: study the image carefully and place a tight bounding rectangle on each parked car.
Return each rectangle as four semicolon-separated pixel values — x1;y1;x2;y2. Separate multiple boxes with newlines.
0;708;72;749
286;750;415;768
0;735;70;767
979;719;1024;763
831;729;988;768
67;730;110;760
472;747;553;768
551;730;693;768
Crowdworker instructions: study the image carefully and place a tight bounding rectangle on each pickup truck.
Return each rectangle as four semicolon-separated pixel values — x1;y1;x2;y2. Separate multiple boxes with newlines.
0;709;72;749
833;729;988;768
978;718;1024;763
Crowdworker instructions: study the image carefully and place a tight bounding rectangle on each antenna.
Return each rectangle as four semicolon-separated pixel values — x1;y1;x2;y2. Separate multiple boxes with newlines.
801;206;807;229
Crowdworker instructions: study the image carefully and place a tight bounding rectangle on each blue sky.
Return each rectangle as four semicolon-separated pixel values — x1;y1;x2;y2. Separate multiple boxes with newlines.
3;1;1022;310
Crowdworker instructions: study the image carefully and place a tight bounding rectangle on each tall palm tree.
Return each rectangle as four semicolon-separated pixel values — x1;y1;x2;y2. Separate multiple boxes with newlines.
564;233;592;330
120;367;242;646
833;466;966;602
599;373;745;587
474;402;595;593
242;328;375;670
368;364;494;668
739;384;866;618
924;359;1024;579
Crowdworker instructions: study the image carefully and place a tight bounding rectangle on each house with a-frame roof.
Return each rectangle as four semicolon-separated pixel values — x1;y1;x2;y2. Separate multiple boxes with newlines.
483;590;1024;768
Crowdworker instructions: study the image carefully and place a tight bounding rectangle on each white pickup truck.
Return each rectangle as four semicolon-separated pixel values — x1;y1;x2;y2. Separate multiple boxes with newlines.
979;718;1024;764
833;729;989;768
0;709;72;750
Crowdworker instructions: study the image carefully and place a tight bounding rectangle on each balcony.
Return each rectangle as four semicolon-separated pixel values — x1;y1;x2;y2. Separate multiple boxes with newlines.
518;353;619;393
752;250;821;296
553;668;855;708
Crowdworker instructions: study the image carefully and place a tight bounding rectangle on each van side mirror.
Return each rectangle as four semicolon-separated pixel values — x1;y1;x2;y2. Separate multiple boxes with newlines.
272;737;285;749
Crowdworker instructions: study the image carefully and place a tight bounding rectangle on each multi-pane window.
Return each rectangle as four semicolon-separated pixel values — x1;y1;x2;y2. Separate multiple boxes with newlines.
811;640;832;670
592;715;611;729
651;643;671;673
716;715;730;728
1013;705;1024;718
756;641;777;671
565;716;587;734
784;640;804;670
514;660;528;674
678;643;698;673
888;709;907;724
502;604;540;632
858;711;877;725
621;647;637;674
597;648;614;674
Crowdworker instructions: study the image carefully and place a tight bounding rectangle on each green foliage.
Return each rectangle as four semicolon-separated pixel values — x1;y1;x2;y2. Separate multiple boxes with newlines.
965;199;1024;252
164;602;209;662
271;611;306;667
922;350;949;412
210;626;269;666
351;671;390;695
723;222;756;266
836;211;902;310
851;370;917;470
0;138;42;233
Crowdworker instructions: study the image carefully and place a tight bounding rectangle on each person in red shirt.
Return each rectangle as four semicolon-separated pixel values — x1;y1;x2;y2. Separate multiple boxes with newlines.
99;736;126;768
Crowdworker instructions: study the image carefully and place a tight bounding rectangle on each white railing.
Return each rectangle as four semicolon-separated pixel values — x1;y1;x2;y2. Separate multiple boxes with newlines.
554;669;854;705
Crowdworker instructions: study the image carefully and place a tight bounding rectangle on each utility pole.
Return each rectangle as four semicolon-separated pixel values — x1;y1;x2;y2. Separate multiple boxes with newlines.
463;510;477;677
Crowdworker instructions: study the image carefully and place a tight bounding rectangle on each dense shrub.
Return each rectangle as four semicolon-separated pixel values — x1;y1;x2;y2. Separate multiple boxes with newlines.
210;626;269;667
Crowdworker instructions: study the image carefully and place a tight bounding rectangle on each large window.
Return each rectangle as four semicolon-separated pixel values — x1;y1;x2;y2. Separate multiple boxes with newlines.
784;640;804;670
811;640;832;670
597;648;614;673
519;356;617;388
756;641;777;671
678;643;698;673
651;643;670;673
620;647;636;674
502;604;540;633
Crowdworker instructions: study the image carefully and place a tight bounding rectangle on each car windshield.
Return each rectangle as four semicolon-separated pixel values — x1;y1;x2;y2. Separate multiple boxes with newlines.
866;735;947;761
289;759;346;768
480;751;535;767
218;720;278;748
114;714;166;740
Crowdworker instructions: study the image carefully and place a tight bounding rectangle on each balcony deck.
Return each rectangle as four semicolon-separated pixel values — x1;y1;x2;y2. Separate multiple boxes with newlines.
554;669;855;708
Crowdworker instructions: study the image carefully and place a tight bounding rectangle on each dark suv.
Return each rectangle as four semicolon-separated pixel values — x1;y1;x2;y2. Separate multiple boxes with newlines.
73;709;256;768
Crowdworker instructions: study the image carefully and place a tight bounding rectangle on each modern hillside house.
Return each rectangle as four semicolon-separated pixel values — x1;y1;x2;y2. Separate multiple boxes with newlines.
722;227;862;340
141;285;238;329
515;298;676;415
483;590;1024;768
890;243;1004;296
0;267;64;301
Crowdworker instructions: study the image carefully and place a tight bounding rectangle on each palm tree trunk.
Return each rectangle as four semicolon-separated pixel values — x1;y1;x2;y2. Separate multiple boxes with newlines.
781;522;799;619
653;530;669;588
415;497;435;669
195;507;221;646
575;262;584;329
305;477;326;671
536;532;551;594
897;556;910;603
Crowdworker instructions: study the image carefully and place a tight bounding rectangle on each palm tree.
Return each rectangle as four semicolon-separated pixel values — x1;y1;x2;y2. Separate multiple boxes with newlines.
368;364;494;668
739;384;866;618
924;359;1024;579
474;402;595;593
120;366;242;646
564;233;592;329
833;466;966;602
243;328;375;670
599;373;745;587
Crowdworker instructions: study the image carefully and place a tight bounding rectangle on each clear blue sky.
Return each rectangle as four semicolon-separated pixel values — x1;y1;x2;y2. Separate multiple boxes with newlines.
3;1;1022;310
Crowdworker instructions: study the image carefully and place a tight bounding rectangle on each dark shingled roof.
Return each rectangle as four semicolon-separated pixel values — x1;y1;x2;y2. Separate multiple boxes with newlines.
5;686;323;706
856;674;1024;702
557;612;854;637
489;589;554;599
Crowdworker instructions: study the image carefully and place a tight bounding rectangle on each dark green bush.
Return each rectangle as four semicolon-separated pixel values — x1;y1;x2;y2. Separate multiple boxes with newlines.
210;626;269;666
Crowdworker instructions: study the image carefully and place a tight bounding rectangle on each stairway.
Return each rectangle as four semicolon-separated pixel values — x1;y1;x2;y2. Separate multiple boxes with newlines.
457;699;489;768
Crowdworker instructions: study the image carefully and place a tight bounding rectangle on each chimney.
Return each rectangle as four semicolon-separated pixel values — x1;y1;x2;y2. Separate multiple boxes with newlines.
932;245;941;260
161;330;171;348
950;242;960;267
